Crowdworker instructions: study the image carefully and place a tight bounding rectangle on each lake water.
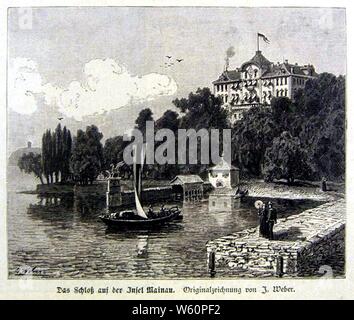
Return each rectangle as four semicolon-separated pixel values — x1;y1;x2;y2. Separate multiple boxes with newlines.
7;167;321;279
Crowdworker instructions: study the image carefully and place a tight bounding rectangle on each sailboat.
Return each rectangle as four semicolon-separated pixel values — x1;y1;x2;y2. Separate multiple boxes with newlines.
100;144;182;228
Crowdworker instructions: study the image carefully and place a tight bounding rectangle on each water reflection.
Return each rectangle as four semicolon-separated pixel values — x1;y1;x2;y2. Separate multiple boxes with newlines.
137;235;149;258
8;190;322;279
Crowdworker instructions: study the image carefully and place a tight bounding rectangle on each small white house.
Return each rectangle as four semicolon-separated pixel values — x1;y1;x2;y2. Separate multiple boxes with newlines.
208;157;239;189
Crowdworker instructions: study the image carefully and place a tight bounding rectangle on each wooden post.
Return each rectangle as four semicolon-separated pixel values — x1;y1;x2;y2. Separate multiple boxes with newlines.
208;251;216;277
276;255;284;277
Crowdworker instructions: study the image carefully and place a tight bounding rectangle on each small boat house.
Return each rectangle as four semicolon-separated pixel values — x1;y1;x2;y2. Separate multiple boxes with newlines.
208;157;239;189
170;175;204;201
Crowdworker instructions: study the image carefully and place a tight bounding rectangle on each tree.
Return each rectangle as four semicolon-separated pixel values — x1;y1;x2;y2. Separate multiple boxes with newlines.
42;129;53;184
103;135;126;169
155;110;180;132
135;108;154;140
264;131;314;184
173;87;228;130
70;125;104;185
294;73;345;180
270;96;294;131
154;110;180;179
172;87;229;175
41;124;73;184
232;107;279;177
53;123;63;183
61;126;72;182
18;152;44;184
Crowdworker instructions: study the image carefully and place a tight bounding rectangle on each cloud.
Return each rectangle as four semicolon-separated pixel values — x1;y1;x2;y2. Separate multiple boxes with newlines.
8;58;178;120
8;58;60;114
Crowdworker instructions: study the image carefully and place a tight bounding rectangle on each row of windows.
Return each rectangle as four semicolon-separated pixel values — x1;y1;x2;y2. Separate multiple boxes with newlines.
293;77;306;85
276;77;288;86
216;77;289;92
216;76;310;93
276;88;288;97
216;84;228;92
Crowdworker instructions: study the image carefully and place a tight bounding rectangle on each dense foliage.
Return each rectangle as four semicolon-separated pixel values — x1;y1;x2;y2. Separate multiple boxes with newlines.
232;73;345;182
18;152;44;184
41;124;72;184
19;73;345;185
71;125;104;185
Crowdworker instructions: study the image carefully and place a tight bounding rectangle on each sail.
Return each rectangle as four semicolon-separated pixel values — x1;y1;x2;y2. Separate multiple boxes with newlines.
133;144;148;219
134;187;148;219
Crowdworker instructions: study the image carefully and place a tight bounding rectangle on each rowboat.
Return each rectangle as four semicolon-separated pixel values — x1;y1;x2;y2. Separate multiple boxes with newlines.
99;206;182;228
100;144;182;229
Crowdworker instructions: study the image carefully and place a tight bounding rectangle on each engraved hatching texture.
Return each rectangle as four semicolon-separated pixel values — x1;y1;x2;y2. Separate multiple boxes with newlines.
206;200;345;277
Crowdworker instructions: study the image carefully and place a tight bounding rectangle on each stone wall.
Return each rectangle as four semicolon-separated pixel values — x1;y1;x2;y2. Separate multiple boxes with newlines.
206;200;345;277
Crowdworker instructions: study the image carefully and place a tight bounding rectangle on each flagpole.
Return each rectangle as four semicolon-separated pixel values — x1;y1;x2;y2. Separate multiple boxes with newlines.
257;33;259;52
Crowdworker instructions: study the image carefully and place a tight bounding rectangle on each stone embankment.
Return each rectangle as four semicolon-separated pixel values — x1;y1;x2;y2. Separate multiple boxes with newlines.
206;199;345;277
244;180;343;201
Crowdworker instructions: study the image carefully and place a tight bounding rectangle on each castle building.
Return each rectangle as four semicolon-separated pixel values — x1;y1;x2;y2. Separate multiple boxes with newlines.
212;50;317;123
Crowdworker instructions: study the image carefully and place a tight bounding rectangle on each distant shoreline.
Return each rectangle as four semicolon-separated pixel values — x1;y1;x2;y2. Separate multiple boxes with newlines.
14;178;345;202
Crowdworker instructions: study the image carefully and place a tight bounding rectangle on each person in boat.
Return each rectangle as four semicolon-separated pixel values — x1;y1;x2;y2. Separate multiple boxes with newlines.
258;203;268;238
266;201;277;240
159;204;167;216
147;205;155;219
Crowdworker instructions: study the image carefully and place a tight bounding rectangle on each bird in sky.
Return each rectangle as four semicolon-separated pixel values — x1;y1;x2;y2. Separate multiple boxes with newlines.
57;117;63;120
166;55;172;59
176;59;184;62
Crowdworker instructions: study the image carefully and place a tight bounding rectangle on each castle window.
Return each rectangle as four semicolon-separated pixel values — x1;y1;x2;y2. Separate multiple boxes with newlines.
254;70;258;78
285;89;288;96
225;95;228;103
276;78;279;86
284;77;287;85
280;78;283;85
276;89;279;97
245;71;248;79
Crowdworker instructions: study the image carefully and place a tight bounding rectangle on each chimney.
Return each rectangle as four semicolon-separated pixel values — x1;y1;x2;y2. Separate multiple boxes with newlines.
27;141;32;148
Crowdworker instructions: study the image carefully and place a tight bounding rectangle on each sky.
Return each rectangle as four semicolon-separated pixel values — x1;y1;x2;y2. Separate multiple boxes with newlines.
7;7;346;154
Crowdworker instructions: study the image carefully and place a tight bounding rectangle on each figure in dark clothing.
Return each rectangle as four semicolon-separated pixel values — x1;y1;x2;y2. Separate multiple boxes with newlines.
258;203;268;238
147;205;155;218
160;204;166;216
267;202;277;240
321;177;327;192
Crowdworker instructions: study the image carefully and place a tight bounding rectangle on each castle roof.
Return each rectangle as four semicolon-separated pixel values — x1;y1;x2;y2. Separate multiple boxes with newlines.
212;70;241;84
241;50;272;70
213;51;317;84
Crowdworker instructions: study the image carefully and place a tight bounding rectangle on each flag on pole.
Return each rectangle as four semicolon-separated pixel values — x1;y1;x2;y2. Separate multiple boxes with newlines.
258;33;270;44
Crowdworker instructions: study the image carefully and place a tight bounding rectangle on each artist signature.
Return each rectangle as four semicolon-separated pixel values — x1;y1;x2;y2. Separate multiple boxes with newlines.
16;265;45;276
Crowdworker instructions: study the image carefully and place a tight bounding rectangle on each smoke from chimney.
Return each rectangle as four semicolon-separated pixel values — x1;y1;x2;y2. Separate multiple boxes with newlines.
225;46;236;71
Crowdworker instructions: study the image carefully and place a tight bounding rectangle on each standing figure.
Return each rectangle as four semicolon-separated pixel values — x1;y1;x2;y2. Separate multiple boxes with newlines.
258;203;268;238
321;177;327;192
267;201;277;240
